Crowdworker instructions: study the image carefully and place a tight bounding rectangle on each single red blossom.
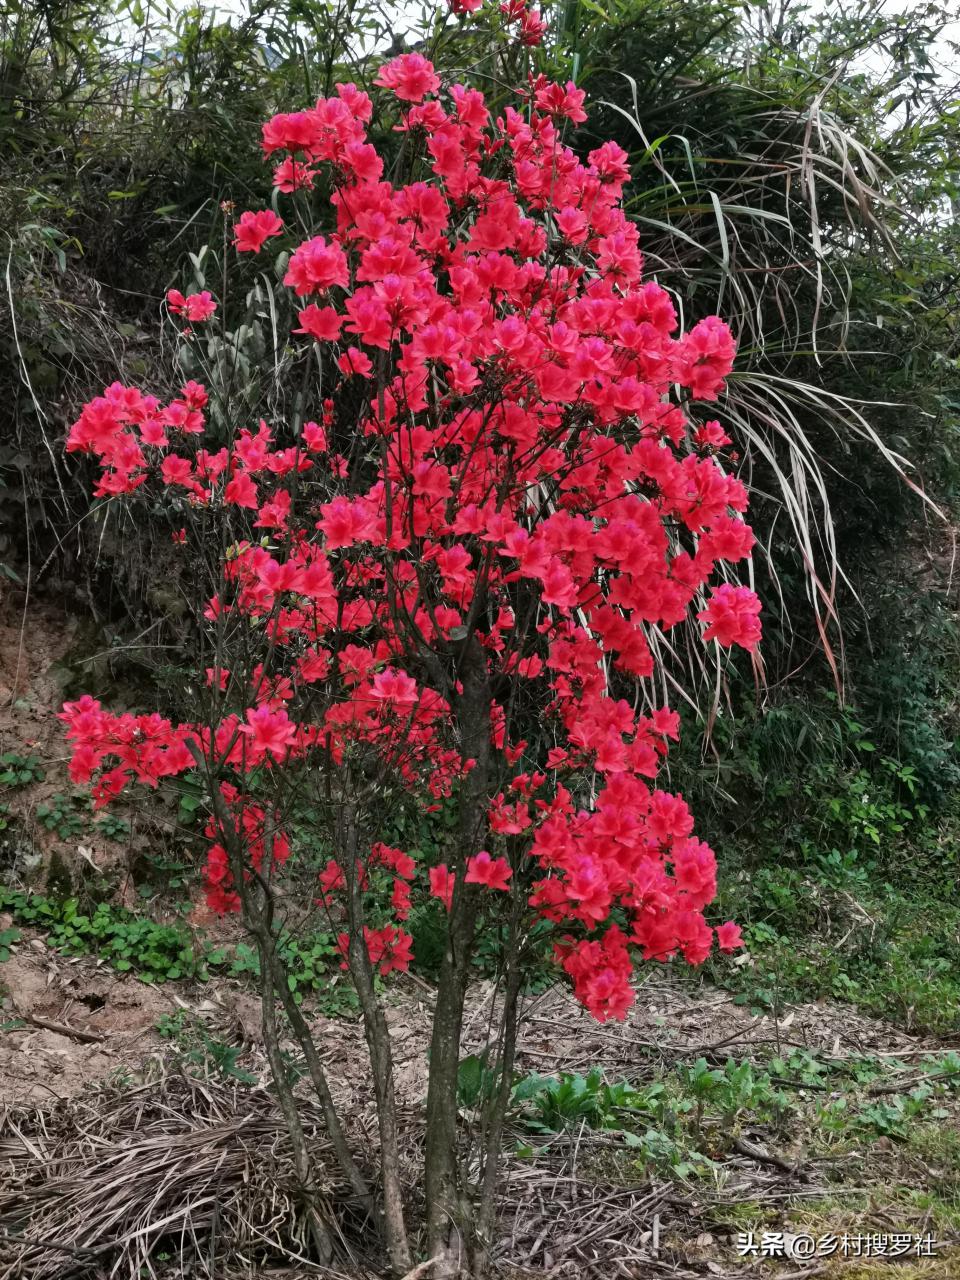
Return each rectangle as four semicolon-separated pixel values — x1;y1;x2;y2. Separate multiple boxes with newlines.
392;878;412;920
167;289;217;322
302;421;328;452
273;158;316;192
295;304;343;341
337;347;374;378
233;209;284;253
693;419;732;449
533;79;587;123
716;921;744;952
224;471;259;509
465;851;513;892
519;5;546;43
319;858;346;894
284;235;349;294
239;705;297;761
374;53;440;103
429;864;455;910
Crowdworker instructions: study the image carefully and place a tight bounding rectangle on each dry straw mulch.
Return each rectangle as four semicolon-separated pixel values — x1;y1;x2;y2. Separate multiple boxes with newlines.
0;1064;818;1280
0;1071;372;1280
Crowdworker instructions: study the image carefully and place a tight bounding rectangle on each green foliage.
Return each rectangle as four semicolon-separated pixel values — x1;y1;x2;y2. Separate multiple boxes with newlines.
36;789;131;844
0;887;205;981
706;816;960;1031
135;849;193;897
34;788;133;849
380;794;460;864
511;1068;650;1133
155;1009;257;1083
508;1048;960;1182
204;933;346;1006
0;752;44;787
690;590;960;1034
35;792;91;840
0;885;341;995
457;1054;499;1111
174;773;206;826
0;926;20;962
508;1068;710;1175
405;902;449;980
679;1057;790;1128
507;1061;762;1178
281;934;339;1001
95;811;130;841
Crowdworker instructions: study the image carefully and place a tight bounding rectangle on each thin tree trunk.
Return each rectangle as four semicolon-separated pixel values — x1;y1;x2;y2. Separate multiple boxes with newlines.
425;639;492;1277
258;928;335;1264
198;755;369;1209
270;957;374;1208
424;921;477;1277
341;801;412;1276
473;929;523;1276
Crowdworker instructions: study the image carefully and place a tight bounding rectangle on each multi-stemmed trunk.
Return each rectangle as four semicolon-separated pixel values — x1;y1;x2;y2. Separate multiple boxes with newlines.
341;800;412;1276
425;640;494;1278
198;640;515;1278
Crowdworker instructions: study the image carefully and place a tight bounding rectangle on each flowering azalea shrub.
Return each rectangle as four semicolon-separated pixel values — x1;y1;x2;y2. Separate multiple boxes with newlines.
61;32;756;1272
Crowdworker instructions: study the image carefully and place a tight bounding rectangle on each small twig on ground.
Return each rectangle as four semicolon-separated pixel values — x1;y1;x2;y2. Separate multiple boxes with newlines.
399;1255;443;1280
730;1135;801;1177
868;1066;960;1096
0;1225;99;1260
23;1014;105;1045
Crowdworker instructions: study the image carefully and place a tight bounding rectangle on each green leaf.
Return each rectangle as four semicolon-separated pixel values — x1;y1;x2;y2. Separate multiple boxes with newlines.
512;1072;551;1104
457;1054;484;1107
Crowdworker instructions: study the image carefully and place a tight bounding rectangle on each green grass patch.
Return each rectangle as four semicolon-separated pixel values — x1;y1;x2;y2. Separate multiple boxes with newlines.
0;885;343;1003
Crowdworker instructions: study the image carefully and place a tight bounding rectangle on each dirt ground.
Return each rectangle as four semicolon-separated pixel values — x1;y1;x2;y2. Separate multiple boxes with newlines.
2;929;954;1279
0;913;933;1109
0;591;143;892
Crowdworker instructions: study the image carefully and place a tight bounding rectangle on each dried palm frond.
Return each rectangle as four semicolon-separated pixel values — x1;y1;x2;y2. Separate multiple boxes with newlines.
0;1072;372;1280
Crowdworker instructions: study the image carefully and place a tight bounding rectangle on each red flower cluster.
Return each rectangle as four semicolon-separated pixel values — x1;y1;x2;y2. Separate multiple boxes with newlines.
202;785;291;913
337;925;414;977
59;696;194;806
233;209;284;253
63;47;755;1020
500;0;546;44
166;289;217;322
